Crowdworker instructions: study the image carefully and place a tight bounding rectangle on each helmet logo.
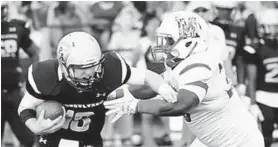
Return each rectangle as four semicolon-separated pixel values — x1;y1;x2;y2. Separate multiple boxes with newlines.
57;46;70;64
58;47;66;63
175;17;199;38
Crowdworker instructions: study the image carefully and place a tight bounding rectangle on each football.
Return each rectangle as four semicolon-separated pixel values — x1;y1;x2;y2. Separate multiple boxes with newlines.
36;101;64;120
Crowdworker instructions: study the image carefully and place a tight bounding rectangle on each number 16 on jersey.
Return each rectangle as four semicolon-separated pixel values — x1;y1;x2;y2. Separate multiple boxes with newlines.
62;110;95;132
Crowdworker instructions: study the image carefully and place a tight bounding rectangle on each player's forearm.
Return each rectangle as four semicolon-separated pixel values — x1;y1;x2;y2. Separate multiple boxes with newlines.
18;106;39;134
236;56;245;84
25;118;40;134
137;98;175;116
128;85;157;99
247;78;257;105
137;90;199;116
137;98;193;116
246;64;257;105
27;43;40;62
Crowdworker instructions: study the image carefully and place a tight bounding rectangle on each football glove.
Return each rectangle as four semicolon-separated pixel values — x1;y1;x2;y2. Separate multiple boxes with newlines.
104;88;139;123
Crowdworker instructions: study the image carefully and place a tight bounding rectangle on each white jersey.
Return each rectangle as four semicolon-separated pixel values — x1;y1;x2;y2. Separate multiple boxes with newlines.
162;50;264;147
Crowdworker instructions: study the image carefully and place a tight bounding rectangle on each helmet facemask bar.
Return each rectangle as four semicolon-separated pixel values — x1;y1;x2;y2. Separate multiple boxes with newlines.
63;56;105;92
151;34;181;63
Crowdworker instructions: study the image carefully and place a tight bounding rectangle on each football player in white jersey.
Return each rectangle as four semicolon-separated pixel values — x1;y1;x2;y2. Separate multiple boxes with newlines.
104;11;264;147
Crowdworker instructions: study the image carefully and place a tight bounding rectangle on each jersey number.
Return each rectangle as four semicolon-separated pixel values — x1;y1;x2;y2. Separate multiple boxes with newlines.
62;110;95;132
265;63;278;83
1;40;17;57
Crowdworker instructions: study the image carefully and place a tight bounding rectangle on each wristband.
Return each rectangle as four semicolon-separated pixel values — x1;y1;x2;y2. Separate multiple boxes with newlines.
19;109;36;123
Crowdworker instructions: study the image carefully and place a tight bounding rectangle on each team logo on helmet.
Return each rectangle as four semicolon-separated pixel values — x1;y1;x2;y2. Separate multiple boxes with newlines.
175;17;199;38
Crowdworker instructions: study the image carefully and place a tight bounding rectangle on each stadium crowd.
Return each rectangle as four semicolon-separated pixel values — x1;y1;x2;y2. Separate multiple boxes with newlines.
1;1;278;147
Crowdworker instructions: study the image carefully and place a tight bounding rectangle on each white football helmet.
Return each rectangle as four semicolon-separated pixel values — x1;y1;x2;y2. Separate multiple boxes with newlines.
257;9;278;40
151;11;208;63
57;32;105;92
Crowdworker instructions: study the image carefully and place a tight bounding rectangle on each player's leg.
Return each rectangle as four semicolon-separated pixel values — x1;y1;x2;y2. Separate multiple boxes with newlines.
8;88;35;147
1;90;8;141
153;116;173;146
132;113;143;146
101;115;115;146
142;114;157;146
258;102;276;147
115;115;133;146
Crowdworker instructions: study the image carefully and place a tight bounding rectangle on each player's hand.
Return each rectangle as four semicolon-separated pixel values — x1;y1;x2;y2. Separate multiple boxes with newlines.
104;88;139;123
157;83;177;103
41;107;66;134
35;109;64;135
249;104;264;122
236;84;246;97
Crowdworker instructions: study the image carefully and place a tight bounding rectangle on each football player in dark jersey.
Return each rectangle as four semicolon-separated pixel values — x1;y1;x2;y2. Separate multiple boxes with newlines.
245;8;278;147
211;2;249;96
17;32;177;147
1;2;39;147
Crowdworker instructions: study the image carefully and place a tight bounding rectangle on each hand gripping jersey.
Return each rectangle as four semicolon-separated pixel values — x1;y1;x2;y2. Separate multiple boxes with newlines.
1;19;32;88
25;52;131;145
163;50;264;147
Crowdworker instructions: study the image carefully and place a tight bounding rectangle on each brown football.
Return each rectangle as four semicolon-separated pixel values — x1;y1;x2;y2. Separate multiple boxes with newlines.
36;101;64;120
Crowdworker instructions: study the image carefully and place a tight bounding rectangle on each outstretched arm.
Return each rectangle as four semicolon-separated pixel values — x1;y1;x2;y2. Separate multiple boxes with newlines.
104;83;203;123
137;89;199;116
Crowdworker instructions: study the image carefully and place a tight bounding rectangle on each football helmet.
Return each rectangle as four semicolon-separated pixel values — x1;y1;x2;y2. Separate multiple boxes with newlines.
212;1;236;24
151;11;208;63
257;9;278;40
1;2;9;20
57;32;105;92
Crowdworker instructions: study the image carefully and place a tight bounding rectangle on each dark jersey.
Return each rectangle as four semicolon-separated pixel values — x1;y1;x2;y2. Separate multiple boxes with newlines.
25;52;131;144
245;43;278;92
1;19;32;87
212;19;246;56
212;19;247;84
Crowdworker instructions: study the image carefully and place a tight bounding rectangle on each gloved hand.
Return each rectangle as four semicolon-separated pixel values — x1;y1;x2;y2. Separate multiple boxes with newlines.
104;88;139;123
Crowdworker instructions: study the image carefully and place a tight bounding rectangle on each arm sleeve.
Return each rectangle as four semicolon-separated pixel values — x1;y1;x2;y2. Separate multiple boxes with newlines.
115;51;146;85
178;63;212;103
245;14;259;43
113;53;132;84
25;65;43;98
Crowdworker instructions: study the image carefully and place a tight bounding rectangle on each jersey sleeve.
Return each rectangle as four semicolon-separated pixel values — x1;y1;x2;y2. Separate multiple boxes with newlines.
25;60;59;99
26;64;43;98
243;44;259;65
177;62;213;103
103;52;131;90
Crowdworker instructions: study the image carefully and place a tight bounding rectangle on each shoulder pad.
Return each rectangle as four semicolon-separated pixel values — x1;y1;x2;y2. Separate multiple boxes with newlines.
30;59;60;95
